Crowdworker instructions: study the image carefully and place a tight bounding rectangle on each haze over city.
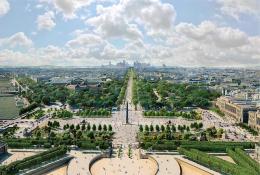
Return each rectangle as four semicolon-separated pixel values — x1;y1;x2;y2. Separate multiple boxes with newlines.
0;0;259;67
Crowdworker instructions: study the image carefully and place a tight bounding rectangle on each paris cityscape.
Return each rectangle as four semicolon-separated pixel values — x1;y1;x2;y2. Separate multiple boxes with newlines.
0;0;260;175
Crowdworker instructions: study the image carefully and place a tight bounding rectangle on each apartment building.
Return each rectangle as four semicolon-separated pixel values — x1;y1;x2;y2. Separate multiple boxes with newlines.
248;110;260;131
216;96;256;123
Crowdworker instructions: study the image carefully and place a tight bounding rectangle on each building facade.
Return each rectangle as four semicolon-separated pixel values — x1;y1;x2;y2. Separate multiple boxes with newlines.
248;110;260;131
216;96;256;123
0;141;7;155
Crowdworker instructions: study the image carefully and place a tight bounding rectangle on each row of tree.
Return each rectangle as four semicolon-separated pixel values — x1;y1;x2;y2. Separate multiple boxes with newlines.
63;123;113;132
19;102;38;115
52;109;73;119
139;124;190;133
76;108;111;117
132;70;138;109
116;69;130;106
143;110;200;119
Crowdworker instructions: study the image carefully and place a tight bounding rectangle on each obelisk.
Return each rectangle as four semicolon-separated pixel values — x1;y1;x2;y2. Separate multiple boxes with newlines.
126;101;129;124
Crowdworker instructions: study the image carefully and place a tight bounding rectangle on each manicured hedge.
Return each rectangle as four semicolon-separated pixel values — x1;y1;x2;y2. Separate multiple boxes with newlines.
179;140;255;152
234;148;260;174
152;143;177;150
4;138;49;148
226;148;255;172
140;140;254;151
0;146;67;175
178;148;257;175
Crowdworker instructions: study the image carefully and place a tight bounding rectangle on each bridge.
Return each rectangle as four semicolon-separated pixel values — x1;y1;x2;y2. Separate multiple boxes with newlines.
0;89;19;94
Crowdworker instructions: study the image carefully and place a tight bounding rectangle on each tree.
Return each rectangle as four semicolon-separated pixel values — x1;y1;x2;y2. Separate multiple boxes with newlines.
98;124;102;131
108;124;112;131
87;131;95;139
139;125;143;132
161;125;165;132
81;124;86;131
48;121;52;128
36;131;41;138
87;124;91;131
103;125;107;131
150;125;154;132
53;121;60;128
50;131;56;139
76;124;80;130
42;96;51;105
70;124;75;130
76;131;82;139
155;125;160;132
92;124;96;131
198;122;203;129
171;125;176;132
145;125;149;132
166;125;171;132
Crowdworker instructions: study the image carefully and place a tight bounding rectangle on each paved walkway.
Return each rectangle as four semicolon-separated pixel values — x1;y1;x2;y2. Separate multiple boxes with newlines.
67;151;97;175
90;149;158;175
151;155;180;175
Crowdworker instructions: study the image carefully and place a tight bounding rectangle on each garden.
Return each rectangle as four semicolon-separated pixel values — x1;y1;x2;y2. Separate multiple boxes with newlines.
1;120;113;150
132;75;221;118
138;123;253;152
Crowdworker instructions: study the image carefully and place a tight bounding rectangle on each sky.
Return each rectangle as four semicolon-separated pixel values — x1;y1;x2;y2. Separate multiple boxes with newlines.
0;0;259;67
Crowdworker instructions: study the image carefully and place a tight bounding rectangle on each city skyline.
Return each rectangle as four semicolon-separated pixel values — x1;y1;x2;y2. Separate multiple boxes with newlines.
0;0;259;67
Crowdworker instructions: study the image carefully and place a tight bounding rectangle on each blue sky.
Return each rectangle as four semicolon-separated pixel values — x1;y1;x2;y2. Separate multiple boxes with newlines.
0;0;259;67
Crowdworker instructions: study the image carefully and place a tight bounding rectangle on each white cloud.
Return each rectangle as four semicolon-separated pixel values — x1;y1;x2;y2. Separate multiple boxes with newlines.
176;21;248;48
162;21;260;67
38;0;113;19
91;0;176;37
215;0;260;20
123;0;176;34
0;32;33;48
0;0;10;17
53;0;76;18
66;33;104;47
86;13;143;40
37;11;56;30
